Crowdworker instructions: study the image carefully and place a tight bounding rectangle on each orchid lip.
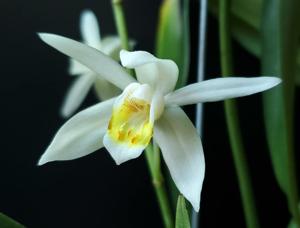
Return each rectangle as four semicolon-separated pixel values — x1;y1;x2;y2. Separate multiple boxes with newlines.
106;83;154;149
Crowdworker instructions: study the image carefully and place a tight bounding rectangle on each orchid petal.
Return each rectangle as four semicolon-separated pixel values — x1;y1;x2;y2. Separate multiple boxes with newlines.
103;83;153;165
38;98;115;165
69;58;90;75
120;50;178;94
38;33;136;90
150;91;165;123
103;135;145;165
165;77;281;106
153;106;205;212
80;10;101;48
61;73;96;118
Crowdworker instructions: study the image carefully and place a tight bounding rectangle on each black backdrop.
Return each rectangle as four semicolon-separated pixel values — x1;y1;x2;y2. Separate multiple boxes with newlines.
0;0;297;227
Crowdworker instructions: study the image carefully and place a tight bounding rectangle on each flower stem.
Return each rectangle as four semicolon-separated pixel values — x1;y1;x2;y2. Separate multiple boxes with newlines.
219;1;260;228
111;0;130;50
145;145;174;228
111;1;172;225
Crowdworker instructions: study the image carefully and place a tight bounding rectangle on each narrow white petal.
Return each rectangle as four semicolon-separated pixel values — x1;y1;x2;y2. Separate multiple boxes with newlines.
61;73;96;118
38;98;115;165
103;134;145;165
153;106;205;212
38;33;136;90
80;10;101;48
165;77;281;106
120;50;178;94
69;58;91;75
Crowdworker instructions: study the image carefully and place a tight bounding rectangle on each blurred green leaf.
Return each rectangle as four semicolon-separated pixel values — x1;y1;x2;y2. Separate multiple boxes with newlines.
261;0;288;194
156;0;190;88
296;54;300;85
208;0;262;61
230;16;260;57
175;195;190;228
209;0;262;30
230;14;300;86
261;0;299;195
209;0;300;86
0;212;25;228
179;0;190;87
288;220;297;228
288;203;300;228
229;0;262;29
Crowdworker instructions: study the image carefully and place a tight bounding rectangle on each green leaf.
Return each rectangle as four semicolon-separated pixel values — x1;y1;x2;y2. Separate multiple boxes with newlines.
296;54;300;85
175;195;191;228
288;220;297;228
209;0;300;88
261;0;288;194
261;0;299;195
261;0;300;225
230;16;261;57
212;0;300;223
211;0;300;192
155;0;190;88
209;0;262;30
288;203;300;228
179;0;190;87
209;0;261;56
0;212;25;228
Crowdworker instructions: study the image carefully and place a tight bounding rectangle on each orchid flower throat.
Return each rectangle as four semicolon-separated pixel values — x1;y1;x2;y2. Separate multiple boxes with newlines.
107;83;162;148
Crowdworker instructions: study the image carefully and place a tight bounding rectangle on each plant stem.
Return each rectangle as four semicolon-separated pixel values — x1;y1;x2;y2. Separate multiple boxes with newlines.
111;0;173;225
111;0;134;75
145;145;174;228
111;0;130;50
219;1;260;228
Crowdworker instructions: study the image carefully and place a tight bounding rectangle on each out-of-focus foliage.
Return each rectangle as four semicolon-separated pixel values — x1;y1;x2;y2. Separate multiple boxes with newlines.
175;195;191;228
261;0;300;225
0;212;25;228
156;0;190;88
211;0;300;225
209;0;300;85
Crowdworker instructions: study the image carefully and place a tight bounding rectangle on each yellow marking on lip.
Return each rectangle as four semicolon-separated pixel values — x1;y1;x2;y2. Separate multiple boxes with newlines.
107;97;153;148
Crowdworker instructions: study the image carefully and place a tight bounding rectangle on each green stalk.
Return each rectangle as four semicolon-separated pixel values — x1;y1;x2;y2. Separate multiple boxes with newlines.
219;1;260;228
145;145;174;228
111;0;130;50
110;1;173;226
111;0;134;75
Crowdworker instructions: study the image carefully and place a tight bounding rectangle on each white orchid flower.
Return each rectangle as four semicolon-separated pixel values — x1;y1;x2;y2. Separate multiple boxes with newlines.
63;10;122;118
38;33;281;211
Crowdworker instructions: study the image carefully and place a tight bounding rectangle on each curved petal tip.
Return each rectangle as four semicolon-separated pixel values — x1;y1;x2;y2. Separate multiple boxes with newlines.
37;154;52;166
38;33;57;43
103;134;145;165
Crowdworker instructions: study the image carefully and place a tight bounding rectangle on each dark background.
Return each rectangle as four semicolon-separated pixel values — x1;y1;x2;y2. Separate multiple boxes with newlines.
0;0;297;227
